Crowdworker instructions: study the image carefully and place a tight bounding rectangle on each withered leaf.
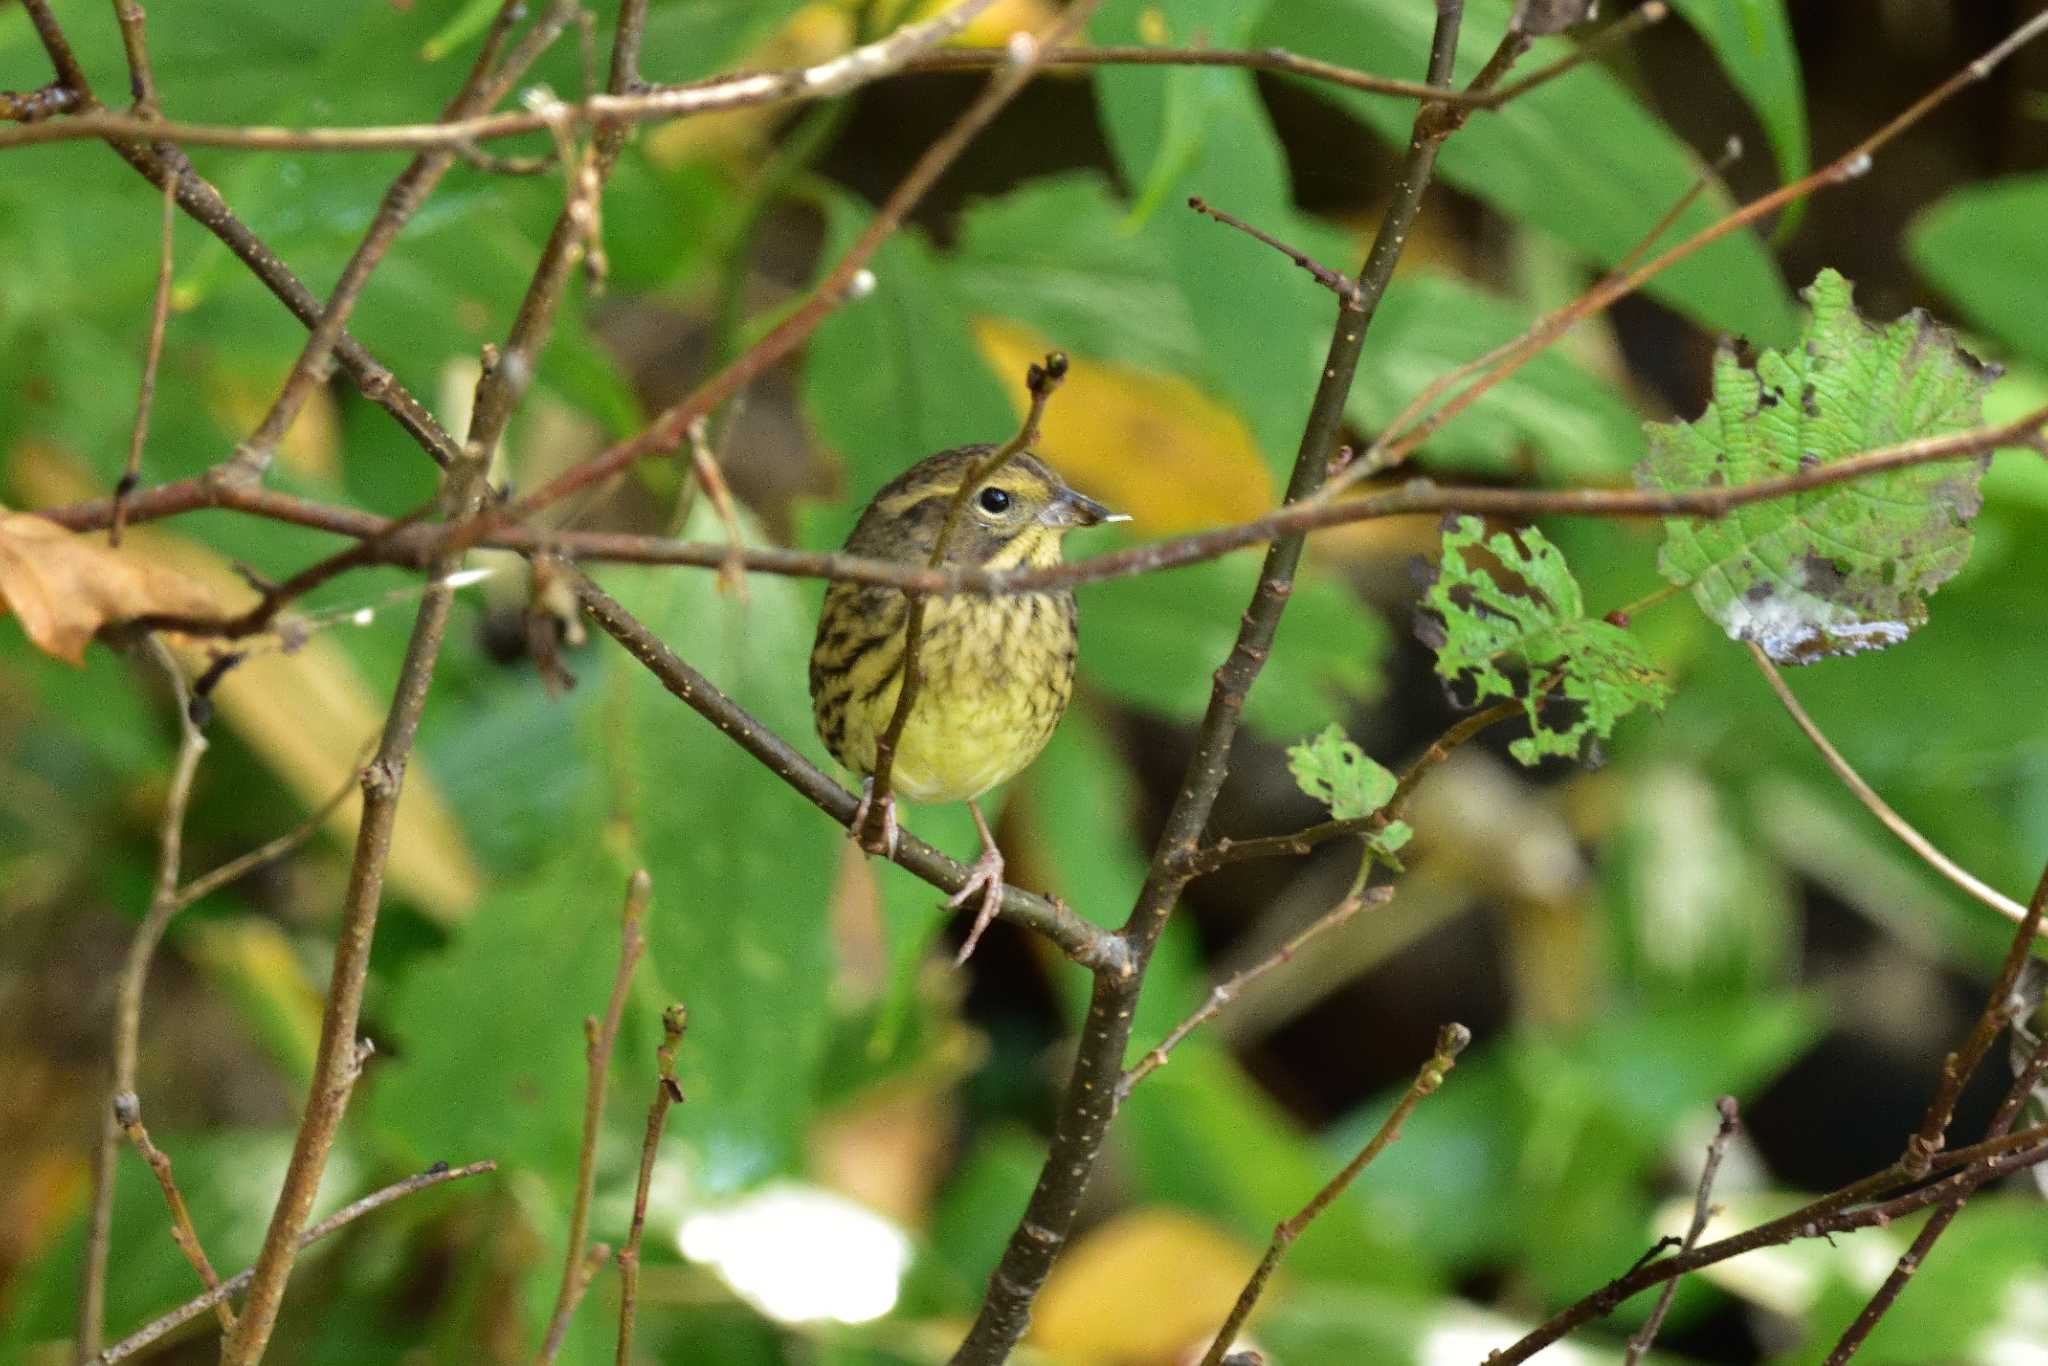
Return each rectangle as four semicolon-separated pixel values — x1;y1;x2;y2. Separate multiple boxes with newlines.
0;511;225;665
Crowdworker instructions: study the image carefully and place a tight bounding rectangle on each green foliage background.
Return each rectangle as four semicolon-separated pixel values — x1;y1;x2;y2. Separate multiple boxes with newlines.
2;2;2046;1363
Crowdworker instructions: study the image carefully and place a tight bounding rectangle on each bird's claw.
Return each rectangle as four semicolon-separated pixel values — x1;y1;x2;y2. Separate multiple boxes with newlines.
946;845;1006;965
849;778;900;859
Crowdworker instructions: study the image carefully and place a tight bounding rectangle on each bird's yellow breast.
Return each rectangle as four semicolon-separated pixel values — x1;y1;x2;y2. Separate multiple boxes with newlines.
811;586;1078;804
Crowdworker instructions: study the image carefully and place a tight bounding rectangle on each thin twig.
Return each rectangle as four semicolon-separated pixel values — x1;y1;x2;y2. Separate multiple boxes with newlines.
538;870;652;1362
219;451;493;1364
472;0;1104;540
1487;856;2048;1365
113;1093;235;1332
0;80;82;121
1624;1097;1740;1365
1188;196;1360;303
1192;699;1525;874
43;402;2048;612
860;352;1068;847
106;0;161;114
617;1003;688;1366
111;171;177;546
96;1160;498;1364
1746;642;2036;933
79;639;208;1357
1347;7;2048;485
228;0;573;480
0;7;1676;156
1199;1023;1471;1366
1119;887;1395;1098
172;742;372;908
685;417;748;597
950;7;1503;1359
570;572;1127;975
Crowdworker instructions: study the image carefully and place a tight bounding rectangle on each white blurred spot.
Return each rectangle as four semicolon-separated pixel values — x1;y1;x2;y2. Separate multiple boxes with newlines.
848;269;877;300
1006;31;1038;64
1840;151;1873;179
1416;1308;1597;1366
350;607;376;627
439;567;494;591
678;1183;910;1324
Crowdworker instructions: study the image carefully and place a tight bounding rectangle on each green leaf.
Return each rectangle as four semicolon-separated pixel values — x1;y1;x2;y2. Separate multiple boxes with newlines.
1422;516;1670;764
607;506;845;1192
1638;269;1997;663
1079;555;1386;738
1351;272;1643;481
1089;0;1278;225
1285;725;1411;866
1252;0;1796;343
1909;173;2048;373
950;172;1203;374
1090;20;1353;473
1666;0;1808;231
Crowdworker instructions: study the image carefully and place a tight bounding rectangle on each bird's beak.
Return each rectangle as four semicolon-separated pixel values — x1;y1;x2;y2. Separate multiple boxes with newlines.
1045;487;1130;529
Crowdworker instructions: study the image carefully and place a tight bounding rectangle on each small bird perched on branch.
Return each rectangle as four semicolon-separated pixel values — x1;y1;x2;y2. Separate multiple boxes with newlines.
810;443;1122;961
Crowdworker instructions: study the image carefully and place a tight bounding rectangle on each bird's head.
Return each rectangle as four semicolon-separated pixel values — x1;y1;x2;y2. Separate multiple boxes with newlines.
848;445;1126;569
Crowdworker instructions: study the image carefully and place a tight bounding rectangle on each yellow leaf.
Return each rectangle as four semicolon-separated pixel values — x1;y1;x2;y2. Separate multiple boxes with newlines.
8;447;481;920
974;319;1275;533
1030;1208;1258;1363
0;511;229;665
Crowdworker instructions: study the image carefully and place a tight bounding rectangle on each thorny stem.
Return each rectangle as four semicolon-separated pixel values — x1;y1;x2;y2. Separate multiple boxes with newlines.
949;6;1497;1361
95;1161;498;1364
79;639;208;1358
1747;642;2037;932
1198;1023;1471;1366
571;573;1127;975
538;870;652;1362
1623;1097;1741;1365
618;1004;688;1366
861;353;1069;849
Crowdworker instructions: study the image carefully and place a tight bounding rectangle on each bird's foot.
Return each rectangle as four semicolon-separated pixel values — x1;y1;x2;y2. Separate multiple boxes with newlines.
946;845;1005;966
850;778;899;859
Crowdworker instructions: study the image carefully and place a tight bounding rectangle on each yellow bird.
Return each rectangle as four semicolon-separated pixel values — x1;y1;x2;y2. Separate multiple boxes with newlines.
810;445;1122;960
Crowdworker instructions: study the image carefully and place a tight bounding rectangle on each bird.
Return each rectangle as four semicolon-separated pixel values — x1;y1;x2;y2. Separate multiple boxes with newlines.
810;444;1123;962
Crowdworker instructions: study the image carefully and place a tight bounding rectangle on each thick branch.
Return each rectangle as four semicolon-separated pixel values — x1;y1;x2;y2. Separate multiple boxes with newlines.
572;572;1128;975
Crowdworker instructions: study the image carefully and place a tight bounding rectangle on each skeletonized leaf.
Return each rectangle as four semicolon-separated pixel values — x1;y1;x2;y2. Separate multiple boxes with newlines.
1420;516;1669;765
0;512;227;665
1287;724;1410;864
1638;269;1998;664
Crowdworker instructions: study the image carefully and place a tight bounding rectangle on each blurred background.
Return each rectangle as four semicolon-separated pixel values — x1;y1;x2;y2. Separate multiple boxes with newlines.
4;0;2048;1361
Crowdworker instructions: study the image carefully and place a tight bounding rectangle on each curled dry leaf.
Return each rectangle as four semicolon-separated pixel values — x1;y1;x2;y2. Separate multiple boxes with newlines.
0;510;229;665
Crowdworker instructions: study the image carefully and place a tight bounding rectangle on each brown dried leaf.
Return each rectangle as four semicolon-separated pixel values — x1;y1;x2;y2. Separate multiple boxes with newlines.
0;511;229;665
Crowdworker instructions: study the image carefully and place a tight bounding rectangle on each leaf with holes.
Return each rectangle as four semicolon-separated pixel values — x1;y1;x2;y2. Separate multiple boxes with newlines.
1421;516;1669;765
1286;724;1411;865
1637;269;1998;664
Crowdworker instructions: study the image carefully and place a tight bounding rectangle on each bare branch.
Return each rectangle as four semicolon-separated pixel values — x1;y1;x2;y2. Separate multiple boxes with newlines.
113;1092;235;1333
96;1161;498;1364
80;639;208;1356
1200;1023;1471;1366
1624;1097;1740;1365
110;172;177;544
1747;642;2038;934
618;1003;688;1366
571;572;1129;975
538;870;652;1362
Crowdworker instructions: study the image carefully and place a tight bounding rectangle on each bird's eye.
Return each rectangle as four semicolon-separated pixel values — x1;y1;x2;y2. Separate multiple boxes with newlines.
977;487;1012;514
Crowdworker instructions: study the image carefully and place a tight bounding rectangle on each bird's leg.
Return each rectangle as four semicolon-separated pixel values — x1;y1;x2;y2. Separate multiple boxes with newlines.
946;799;1006;964
850;776;900;858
